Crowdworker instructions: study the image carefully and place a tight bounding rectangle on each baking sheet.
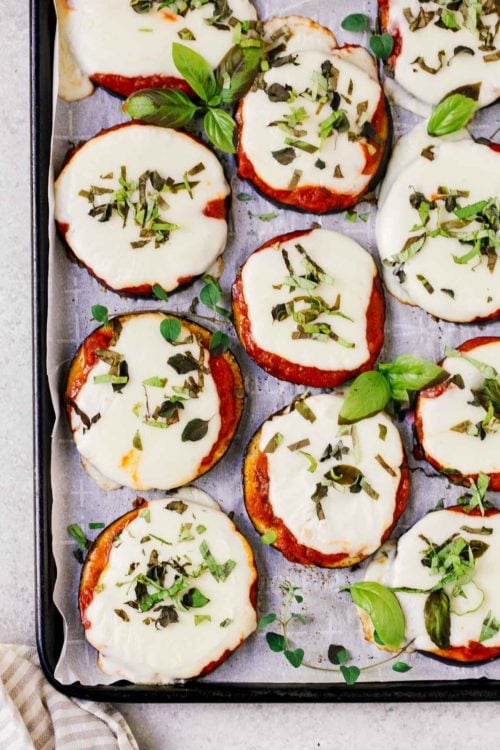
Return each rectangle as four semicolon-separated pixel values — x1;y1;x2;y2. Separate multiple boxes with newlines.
47;0;500;686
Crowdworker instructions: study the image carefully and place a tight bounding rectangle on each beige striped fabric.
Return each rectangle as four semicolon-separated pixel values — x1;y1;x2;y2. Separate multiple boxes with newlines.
0;645;138;750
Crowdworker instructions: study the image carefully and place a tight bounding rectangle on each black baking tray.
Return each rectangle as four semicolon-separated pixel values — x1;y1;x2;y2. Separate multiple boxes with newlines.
31;0;500;702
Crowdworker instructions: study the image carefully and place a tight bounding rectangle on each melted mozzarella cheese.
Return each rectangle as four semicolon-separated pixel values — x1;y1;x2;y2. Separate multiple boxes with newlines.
239;48;383;194
55;124;229;293
263;15;337;54
70;313;223;490
240;229;377;370
364;510;500;651
386;0;500;108
376;136;500;321
56;0;257;101
258;394;404;557
418;340;500;476
84;492;257;683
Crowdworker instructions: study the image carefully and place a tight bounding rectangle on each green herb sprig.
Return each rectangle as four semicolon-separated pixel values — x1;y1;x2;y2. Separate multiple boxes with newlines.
124;40;265;153
259;581;412;684
339;354;446;424
341;13;394;60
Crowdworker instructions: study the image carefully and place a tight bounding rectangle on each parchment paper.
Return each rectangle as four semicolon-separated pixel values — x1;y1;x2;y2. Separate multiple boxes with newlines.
47;0;500;685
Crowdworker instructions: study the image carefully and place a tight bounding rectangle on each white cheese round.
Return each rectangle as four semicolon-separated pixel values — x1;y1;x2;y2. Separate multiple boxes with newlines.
364;509;500;652
418;339;500;477
55;124;229;294
68;312;228;490
238;46;384;197
239;228;379;371
258;393;405;557
56;0;258;101
376;134;500;322
83;491;257;683
384;0;500;108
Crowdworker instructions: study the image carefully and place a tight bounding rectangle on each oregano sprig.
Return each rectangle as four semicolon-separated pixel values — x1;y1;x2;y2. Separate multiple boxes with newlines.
341;13;394;60
259;581;413;684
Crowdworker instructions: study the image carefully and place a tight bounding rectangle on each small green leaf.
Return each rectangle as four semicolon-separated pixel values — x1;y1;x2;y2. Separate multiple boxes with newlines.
215;41;264;104
204;108;237;154
338;371;391;424
237;192;253;202
160;317;181;342
91;304;109;325
172;42;217;103
392;662;412;673
340;665;361;685
123;88;199;128
378;355;446;400
341;13;370;32
424;589;451;649
200;280;221;308
209;330;230;357
266;632;286;652
182;587;210;609
427;93;478;137
152;284;169;302
142;376;168;388
284;648;304;668
328;644;349;665
261;530;278;545
67;523;89;550
133;430;143;451
181;418;209;442
258;613;277;629
344;582;405;649
369;33;394;60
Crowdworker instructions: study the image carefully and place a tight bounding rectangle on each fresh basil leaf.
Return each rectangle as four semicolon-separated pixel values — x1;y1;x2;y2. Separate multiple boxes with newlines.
181;418;209;442
215;42;264;104
203;108;237;153
200;277;221;308
124;88;199;128
378;355;446;399
370;33;394;60
172;42;217;103
338;371;391;425
344;582;405;649
424;589;451;649
160;317;181;342
341;13;370;32
209;330;230;357
427;92;478;137
284;648;304;668
266;632;286;652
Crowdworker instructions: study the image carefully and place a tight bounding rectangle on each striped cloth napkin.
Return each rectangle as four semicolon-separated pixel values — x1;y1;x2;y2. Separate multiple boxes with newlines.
0;645;138;750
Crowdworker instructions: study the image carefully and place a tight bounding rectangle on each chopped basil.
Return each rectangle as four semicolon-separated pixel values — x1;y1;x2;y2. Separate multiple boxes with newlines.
261;530;278;545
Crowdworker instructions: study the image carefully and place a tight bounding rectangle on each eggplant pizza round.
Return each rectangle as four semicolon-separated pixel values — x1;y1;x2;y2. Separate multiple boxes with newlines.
65;311;244;491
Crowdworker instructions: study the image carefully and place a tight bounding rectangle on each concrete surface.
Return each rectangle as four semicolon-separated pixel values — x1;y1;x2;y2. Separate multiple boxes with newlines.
1;1;499;748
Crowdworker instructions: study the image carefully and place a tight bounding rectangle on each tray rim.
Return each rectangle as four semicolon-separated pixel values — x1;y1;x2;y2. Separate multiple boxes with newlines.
31;0;500;702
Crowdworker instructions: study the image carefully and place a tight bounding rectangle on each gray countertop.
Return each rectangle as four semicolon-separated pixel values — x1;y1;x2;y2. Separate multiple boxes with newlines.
2;2;499;748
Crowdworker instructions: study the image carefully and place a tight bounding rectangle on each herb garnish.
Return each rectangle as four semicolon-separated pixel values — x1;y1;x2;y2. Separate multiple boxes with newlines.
124;38;265;153
260;581;412;684
80;165;209;248
339;354;446;425
341;14;394;60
